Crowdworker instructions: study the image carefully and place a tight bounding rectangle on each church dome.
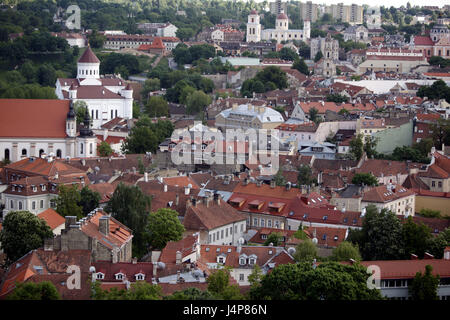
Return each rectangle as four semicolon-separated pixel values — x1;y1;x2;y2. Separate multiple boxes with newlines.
78;45;100;64
250;9;258;15
277;12;288;20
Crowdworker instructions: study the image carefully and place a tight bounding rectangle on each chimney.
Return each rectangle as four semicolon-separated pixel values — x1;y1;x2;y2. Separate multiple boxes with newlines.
65;216;77;229
175;193;179;206
163;184;168;192
191;198;197;207
144;172;148;182
286;182;291;190
444;247;450;260
214;193;220;205
176;251;182;265
410;253;418;260
132;257;137;264
185;185;190;195
99;216;110;236
424;252;434;259
153;262;157;277
270;179;276;188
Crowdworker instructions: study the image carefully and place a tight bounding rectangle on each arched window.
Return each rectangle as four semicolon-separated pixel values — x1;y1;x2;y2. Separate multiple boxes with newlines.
80;143;84;154
96;110;98;119
10;200;14;209
56;149;62;158
21;148;27;156
4;148;9;161
18;201;23;210
39;149;44;157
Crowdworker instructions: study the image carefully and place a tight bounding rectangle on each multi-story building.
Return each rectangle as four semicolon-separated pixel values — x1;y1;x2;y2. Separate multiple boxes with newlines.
325;3;363;24
361;183;416;216
343;25;369;43
358;48;429;74
103;34;180;51
136;22;178;37
269;0;288;15
410;24;450;59
215;103;284;131
310;34;339;62
365;6;382;29
299;1;319;23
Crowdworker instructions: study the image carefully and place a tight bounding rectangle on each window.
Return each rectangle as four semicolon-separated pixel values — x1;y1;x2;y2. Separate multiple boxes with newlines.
40;200;44;208
80;143;84;154
111;110;114;119
135;274;145;281
4;148;9;161
239;274;244;281
261;219;265;227
218;256;225;264
240;224;243;232
209;234;211;243
96;273;104;280
221;230;224;239
438;181;442;188
268;220;272;228
239;258;246;265
41;185;46;191
432;181;436;187
18;201;23;210
10;200;13;209
56;149;62;158
274;220;280;229
96;110;99;119
90;143;93;155
21;148;27;156
32;201;36;210
115;273;123;280
213;233;215;242
253;218;258;227
225;228;228;238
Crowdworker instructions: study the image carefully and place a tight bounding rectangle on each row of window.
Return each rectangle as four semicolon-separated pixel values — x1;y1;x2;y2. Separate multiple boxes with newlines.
96;272;145;281
208;224;245;243
79;69;98;76
431;180;443;188
90;109;118;120
4;148;62;160
79;143;94;155
9;199;46;211
247;217;281;229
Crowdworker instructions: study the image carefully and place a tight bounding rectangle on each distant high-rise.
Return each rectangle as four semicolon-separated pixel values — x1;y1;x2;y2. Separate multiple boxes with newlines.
269;0;288;15
299;1;318;23
324;3;363;25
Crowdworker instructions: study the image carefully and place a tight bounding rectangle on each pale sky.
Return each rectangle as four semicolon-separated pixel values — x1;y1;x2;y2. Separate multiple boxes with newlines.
252;0;448;8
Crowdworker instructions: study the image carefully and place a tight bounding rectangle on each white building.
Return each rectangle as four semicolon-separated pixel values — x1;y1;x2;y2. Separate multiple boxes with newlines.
51;32;86;48
136;22;178;37
0;99;97;163
55;46;133;129
247;10;310;44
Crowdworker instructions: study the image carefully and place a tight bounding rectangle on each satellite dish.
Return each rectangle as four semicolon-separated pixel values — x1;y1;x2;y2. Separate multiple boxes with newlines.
157;262;166;269
89;266;96;273
238;237;245;245
312;237;318;245
187;184;192;188
287;247;296;255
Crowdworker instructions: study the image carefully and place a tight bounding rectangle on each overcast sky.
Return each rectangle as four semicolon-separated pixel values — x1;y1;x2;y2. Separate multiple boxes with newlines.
253;0;447;9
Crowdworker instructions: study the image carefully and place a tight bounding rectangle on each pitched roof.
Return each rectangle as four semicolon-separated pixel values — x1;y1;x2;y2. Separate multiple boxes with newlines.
5;157;86;178
0;99;70;138
183;199;246;231
362;184;415;203
232;182;300;200
413;36;434;46
78;45;100;63
159;234;198;264
303;226;347;248
92;261;154;282
163;176;200;189
37;209;65;230
87;182;116;203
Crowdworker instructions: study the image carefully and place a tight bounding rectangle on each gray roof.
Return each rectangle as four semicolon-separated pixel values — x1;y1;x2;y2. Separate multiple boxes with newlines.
219;104;284;123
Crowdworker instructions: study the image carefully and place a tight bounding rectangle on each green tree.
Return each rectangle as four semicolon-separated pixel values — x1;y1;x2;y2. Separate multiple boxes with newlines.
105;183;152;258
292;58;309;75
430;118;450;149
7;281;60;300
167;287;216;300
427;228;450;259
308;107;319;123
55;184;83;219
250;262;382;300
326;93;349;103
297;164;316;187
409;265;439;300
141;78;161;99
273;169;286;186
349;205;405;260
92;281;162;300
122;125;159;154
255;66;288;90
402;217;432;259
147;208;185;250
363;136;379;158
349;134;364;160
74;100;89;125
330;241;362;261
0;211;53;264
351;173;378;186
247;265;263;292
314;50;323;62
37;64;56;87
207;268;243;300
293;239;318;262
417;80;450;103
186;90;211;115
97;141;113;157
145;96;169;117
79;186;101;216
88;31;106;48
263;232;283;246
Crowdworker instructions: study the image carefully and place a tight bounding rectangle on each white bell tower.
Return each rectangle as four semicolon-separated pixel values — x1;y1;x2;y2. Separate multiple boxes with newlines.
246;10;261;43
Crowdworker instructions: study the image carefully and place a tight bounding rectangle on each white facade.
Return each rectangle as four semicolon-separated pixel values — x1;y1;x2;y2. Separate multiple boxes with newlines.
361;193;415;217
207;221;246;246
3;193;58;216
246;12;261;42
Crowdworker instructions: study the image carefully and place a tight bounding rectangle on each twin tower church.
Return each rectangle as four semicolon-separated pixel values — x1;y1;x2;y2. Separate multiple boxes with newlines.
246;10;310;44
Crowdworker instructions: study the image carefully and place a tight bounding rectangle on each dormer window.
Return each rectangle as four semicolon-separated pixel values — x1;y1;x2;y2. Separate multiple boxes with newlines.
248;255;257;265
135;273;145;281
41;185;46;191
217;254;226;264
239;254;248;266
115;272;124;280
96;272;105;280
32;185;37;192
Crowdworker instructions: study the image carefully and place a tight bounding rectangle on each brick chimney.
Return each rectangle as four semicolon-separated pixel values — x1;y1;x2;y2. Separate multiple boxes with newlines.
176;251;182;265
175;193;179;206
270;179;276;188
99;216;110;236
65;216;77;229
214;192;221;205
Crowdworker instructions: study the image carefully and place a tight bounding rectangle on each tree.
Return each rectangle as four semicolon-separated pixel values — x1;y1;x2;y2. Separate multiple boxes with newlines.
186;90;211;115
55;184;83;219
79;186;101;216
351;173;378;186
255;66;288;90
97;141;113;157
122;125;159;154
167;287;216;300
74;101;89;125
7;281;60;300
293;239;318;262
349;134;364;160
402;217;432;259
326;93;349;103
314;50;323;62
250;262;382;300
417;80;450;103
349;205;405;260
207;268;243;300
247;265;263;291
308;107;319;123
0;211;53;263
88;31;106;48
37;64;56;87
292;58;309;75
141;78;161;99
409;265;439;300
105;183;152;258
427;228;450;259
278;47;299;61
145;96;169;117
273;169;286;186
263;232;283;246
363;136;379;158
92;281;162;300
330;241;362;261
430;118;450;149
147;208;185;250
297;164;316;187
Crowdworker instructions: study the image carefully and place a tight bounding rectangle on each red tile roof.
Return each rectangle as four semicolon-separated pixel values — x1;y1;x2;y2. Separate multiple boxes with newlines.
0;99;69;138
159;234;198;264
163;176;200;189
232;182;300;200
37;209;65;230
93;261;154;282
87;182;116;203
362;184;415;203
416;113;441;121
303;226;347;248
413;36;434;46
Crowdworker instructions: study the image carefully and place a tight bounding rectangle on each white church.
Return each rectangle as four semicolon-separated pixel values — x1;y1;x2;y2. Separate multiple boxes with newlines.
55;45;133;129
247;10;310;44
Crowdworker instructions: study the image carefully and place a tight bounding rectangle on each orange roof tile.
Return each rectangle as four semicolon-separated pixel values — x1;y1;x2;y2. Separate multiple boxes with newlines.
37;208;65;230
